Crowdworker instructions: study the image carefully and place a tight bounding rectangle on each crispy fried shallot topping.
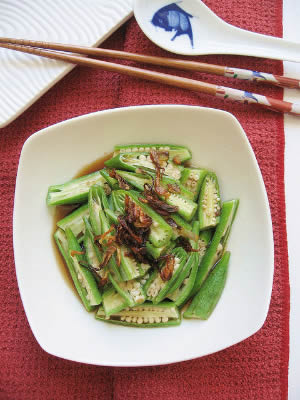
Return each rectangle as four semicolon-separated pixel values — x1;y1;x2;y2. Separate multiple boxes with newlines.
176;237;199;252
160;254;175;281
167;183;181;194
173;155;182;165
99;245;117;268
70;250;85;257
114;195;152;264
150;150;170;198
140;183;178;216
99;276;109;287
109;168;131;190
94;225;115;244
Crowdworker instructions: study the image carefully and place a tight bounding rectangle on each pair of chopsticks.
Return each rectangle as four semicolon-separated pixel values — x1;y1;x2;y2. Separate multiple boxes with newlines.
0;37;299;116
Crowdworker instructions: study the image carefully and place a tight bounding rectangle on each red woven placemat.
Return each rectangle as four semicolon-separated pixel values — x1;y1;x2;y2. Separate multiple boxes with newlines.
0;0;289;399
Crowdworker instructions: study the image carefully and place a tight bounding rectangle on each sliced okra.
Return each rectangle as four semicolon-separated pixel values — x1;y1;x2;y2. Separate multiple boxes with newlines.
119;245;141;281
88;185;111;236
184;252;230;319
47;171;110;206
168;213;193;240
65;227;102;308
96;301;181;327
56;203;89;238
113;143;192;162
146;240;175;259
105;152;184;181
113;190;173;248
180;167;208;201
146;247;188;304
100;168;119;189
198;172;221;230
54;228;94;311
83;217;105;278
115;170;197;221
115;170;194;200
104;207;119;225
102;285;128;317
191;199;239;297
168;228;213;307
109;273;146;307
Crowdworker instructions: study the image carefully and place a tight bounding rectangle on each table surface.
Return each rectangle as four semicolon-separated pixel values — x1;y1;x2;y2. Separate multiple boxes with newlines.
2;0;298;397
283;0;300;399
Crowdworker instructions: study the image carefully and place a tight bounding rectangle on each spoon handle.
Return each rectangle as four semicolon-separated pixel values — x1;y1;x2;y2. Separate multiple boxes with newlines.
222;23;300;63
0;41;299;116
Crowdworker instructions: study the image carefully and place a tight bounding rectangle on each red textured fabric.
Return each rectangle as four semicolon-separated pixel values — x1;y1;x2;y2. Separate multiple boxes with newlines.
0;1;289;399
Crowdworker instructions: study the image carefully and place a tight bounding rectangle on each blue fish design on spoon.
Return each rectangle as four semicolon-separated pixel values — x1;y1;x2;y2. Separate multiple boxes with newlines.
151;3;194;47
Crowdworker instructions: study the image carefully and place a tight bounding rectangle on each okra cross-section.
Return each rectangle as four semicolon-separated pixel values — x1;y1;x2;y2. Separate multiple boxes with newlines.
105;152;184;181
198;172;221;230
113;144;192;162
180;167;208;201
96;301;181;327
47;171;110;206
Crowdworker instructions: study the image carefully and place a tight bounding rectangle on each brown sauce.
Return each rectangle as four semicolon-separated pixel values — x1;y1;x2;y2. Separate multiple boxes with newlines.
52;152;113;292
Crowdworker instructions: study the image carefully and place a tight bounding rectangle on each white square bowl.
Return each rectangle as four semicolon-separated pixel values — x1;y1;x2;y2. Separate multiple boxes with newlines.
13;105;273;366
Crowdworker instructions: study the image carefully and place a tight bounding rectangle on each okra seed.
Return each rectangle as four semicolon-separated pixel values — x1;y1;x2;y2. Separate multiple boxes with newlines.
126;316;132;322
131;316;137;323
121;317;125;321
155;317;161;323
138;147;144;152
162;317;168;323
149;317;154;323
137;317;143;324
145;147;150;152
139;154;146;161
132;147;138;152
143;317;148;323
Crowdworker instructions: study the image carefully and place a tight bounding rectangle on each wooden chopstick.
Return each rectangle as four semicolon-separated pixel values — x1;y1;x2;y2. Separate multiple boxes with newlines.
0;37;299;90
0;40;299;116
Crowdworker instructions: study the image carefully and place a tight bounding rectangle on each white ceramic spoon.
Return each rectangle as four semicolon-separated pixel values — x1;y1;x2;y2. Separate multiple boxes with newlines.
134;0;300;62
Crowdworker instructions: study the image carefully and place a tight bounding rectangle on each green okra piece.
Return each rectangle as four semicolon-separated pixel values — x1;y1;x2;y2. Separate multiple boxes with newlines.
83;217;103;277
145;247;188;304
96;301;181;327
115;170;194;200
165;222;200;301
198;172;221;230
184;252;230;319
102;285;128;317
104;207;119;225
54;228;94;312
100;168;119;189
109;274;146;308
56;203;89;238
146;240;175;259
168;228;213;307
65;227;102;309
105;152;184;181
115;170;197;221
169;214;193;240
119;245;141;281
47;171;109;206
113;190;173;248
113;143;192;162
88;189;123;282
88;185;111;236
191;199;239;297
180;167;208;201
